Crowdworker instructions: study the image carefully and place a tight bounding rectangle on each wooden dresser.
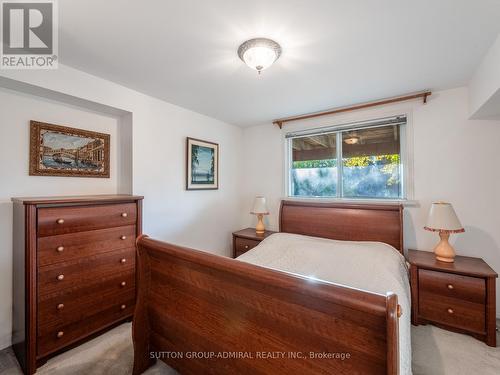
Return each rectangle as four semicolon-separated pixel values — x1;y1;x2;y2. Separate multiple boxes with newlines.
11;195;143;374
408;249;497;347
232;228;277;258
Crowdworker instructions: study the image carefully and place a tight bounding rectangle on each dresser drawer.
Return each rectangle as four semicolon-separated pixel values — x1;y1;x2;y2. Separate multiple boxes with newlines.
37;294;135;357
38;247;135;296
38;203;137;237
38;270;135;332
419;269;485;304
38;287;135;336
38;225;136;266
419;292;485;334
234;237;260;257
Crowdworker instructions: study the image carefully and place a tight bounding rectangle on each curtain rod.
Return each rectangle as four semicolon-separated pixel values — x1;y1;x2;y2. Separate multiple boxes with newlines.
273;91;431;129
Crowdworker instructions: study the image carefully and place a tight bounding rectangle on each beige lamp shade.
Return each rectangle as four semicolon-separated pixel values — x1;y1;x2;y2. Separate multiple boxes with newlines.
424;202;464;233
251;196;269;215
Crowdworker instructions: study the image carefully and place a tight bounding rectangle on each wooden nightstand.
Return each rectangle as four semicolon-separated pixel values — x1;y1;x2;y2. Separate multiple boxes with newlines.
407;249;497;346
232;228;277;258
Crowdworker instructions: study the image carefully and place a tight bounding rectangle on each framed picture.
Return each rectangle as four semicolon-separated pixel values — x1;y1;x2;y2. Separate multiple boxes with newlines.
29;121;110;178
186;137;219;190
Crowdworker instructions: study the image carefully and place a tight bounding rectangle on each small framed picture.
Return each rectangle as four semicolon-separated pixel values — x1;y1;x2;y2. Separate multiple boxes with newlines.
186;137;219;190
29;121;110;178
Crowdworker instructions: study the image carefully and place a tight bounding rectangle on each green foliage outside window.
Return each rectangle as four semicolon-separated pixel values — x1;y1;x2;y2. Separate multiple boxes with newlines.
292;159;337;168
343;154;400;167
293;154;399;169
342;154;400;187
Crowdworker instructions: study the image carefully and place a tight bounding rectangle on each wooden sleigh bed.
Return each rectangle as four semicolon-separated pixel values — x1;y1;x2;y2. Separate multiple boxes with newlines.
133;200;404;375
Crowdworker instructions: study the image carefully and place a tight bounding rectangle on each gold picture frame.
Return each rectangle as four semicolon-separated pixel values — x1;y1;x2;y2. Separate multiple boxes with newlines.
29;121;110;178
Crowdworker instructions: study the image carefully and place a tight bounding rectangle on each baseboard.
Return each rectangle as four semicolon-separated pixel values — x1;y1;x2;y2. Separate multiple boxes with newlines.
0;335;11;351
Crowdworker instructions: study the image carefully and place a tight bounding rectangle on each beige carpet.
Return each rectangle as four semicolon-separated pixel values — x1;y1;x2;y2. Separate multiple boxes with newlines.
1;322;499;374
412;324;500;375
0;323;174;375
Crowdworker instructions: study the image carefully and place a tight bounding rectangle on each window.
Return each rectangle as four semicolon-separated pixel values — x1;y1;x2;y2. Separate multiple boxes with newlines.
287;116;406;199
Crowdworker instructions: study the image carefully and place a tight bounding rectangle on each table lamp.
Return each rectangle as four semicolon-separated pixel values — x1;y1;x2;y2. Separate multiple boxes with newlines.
251;196;269;235
424;202;464;263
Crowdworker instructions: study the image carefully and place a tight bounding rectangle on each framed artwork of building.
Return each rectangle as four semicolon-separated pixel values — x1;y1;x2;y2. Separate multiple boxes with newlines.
29;121;110;178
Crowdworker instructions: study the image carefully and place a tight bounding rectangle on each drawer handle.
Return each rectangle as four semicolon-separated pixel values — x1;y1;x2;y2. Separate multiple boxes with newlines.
121;281;127;287
121;304;126;310
447;284;454;290
57;274;64;281
57;246;64;252
447;308;454;314
244;245;249;249
57;331;64;338
57;303;64;310
120;258;127;264
121;212;128;218
120;235;127;240
56;219;65;224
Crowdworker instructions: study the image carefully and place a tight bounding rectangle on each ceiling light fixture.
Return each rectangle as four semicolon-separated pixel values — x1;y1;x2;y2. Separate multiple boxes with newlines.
238;38;281;74
344;136;360;145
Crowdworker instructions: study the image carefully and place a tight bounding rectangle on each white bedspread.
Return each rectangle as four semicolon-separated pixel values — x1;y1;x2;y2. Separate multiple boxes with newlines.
238;232;412;375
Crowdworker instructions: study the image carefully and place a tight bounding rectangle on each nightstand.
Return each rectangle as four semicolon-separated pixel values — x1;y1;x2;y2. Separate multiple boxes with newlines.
407;249;497;346
232;228;277;258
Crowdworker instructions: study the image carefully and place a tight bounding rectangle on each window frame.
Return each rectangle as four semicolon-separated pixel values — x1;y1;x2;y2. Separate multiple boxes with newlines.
284;114;413;202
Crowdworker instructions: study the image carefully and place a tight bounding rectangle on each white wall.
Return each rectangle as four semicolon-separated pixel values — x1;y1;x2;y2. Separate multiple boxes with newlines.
1;65;498;352
240;87;500;316
0;66;243;350
131;98;243;252
470;33;500;119
0;88;122;349
0;64;245;250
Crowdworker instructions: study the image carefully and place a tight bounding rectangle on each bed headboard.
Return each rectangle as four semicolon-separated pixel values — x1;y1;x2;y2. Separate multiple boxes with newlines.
279;200;404;253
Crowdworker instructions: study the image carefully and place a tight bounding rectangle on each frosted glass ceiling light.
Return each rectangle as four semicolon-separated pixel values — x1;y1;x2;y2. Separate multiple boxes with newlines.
238;38;281;74
344;136;360;145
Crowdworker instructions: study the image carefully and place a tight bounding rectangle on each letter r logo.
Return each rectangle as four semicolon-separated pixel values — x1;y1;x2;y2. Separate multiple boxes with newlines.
2;2;53;54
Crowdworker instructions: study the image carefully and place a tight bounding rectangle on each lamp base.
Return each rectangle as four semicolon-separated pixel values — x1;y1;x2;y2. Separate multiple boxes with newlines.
433;232;456;263
255;214;265;235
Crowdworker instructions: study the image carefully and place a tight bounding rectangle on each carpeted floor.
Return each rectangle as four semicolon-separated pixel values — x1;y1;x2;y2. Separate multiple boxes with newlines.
411;324;500;375
0;323;175;375
1;322;499;374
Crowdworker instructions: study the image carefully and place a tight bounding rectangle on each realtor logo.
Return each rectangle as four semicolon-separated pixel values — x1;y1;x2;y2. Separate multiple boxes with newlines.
1;0;58;69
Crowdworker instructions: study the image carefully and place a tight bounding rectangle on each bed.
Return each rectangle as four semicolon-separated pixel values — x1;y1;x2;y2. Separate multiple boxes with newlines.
133;200;408;374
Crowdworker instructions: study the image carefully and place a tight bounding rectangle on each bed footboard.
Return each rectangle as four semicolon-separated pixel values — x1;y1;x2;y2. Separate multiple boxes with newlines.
133;235;399;375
